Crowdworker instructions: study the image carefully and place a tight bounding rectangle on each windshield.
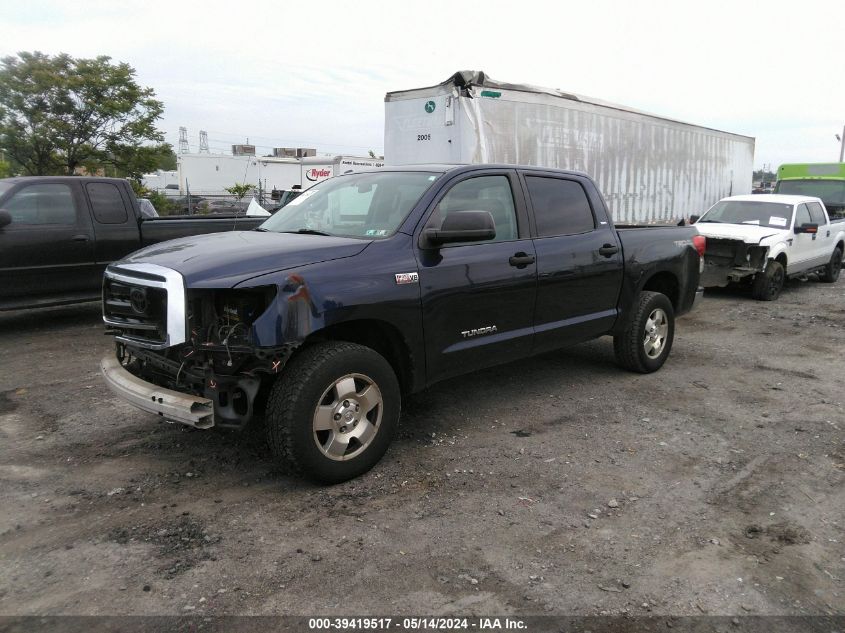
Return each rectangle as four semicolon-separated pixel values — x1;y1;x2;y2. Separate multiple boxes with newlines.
775;179;845;207
259;171;439;238
0;182;14;198
698;200;794;229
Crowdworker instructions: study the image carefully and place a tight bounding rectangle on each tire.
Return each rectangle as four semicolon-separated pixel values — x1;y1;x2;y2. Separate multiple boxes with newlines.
751;260;785;301
613;291;675;374
265;341;400;484
819;247;842;283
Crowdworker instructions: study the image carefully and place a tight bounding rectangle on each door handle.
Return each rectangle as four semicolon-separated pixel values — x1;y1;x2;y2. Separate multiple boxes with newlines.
598;244;619;257
71;234;91;242
508;252;535;268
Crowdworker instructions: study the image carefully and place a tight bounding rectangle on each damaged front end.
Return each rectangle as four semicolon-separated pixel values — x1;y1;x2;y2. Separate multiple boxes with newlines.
699;239;769;287
102;264;298;430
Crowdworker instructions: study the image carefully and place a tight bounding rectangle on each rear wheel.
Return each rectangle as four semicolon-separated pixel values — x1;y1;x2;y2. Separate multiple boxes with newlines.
614;291;675;373
819;247;842;283
751;260;785;301
265;342;400;484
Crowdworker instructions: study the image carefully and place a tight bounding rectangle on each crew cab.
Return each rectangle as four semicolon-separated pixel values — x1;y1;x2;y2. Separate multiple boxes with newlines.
0;176;265;311
100;165;704;483
695;194;844;300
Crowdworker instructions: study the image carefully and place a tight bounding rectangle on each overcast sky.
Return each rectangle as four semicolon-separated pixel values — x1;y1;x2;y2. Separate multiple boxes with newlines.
2;0;843;171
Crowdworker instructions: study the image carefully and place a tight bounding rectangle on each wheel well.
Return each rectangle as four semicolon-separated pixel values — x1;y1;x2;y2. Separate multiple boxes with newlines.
775;252;788;272
642;272;680;311
302;319;415;394
836;240;844;254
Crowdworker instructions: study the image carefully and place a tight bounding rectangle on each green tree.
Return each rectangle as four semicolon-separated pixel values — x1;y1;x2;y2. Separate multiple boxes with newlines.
109;142;176;181
224;183;254;202
0;51;164;176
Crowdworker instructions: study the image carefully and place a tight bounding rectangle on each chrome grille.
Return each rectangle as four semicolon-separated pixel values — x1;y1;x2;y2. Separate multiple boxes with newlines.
102;264;187;350
103;278;168;345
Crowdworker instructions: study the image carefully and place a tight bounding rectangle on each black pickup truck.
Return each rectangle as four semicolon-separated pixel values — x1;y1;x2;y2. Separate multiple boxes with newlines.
100;164;705;483
0;176;264;311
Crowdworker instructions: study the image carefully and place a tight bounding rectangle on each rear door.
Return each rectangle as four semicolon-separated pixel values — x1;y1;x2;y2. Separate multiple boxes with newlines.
520;171;624;353
416;170;537;383
0;180;97;305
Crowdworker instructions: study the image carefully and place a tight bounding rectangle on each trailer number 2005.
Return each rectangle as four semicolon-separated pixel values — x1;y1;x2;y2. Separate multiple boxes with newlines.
417;134;431;141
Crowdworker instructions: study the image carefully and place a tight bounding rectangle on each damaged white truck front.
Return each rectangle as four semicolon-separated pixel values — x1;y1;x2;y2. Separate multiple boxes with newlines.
695;194;844;301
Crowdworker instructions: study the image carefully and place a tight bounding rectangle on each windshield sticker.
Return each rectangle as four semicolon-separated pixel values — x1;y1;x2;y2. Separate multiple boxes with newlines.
769;216;788;227
366;229;388;237
285;189;317;206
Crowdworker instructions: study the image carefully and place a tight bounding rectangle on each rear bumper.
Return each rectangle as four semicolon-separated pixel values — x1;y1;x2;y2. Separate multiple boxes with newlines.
100;355;214;429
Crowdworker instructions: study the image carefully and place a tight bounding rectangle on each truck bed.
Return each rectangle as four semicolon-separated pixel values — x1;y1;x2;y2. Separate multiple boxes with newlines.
139;216;266;246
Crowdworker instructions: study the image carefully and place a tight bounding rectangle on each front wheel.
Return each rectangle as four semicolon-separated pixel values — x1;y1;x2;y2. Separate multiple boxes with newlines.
613;291;675;373
265;342;400;484
819;247;842;283
751;260;785;301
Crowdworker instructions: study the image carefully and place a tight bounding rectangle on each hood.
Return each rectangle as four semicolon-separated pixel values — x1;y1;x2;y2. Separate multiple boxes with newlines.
694;222;784;244
123;230;371;287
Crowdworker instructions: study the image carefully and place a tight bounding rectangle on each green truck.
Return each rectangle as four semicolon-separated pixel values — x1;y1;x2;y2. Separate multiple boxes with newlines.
774;163;845;218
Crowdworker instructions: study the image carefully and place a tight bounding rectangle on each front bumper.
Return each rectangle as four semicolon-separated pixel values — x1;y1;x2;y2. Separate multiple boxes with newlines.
101;355;214;429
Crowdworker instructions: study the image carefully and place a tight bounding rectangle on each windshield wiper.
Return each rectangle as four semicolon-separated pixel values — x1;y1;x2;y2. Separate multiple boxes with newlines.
253;227;268;232
283;228;333;236
697;219;721;223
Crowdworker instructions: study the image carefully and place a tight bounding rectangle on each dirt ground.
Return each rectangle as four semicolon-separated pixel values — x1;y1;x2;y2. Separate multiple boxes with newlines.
0;277;843;618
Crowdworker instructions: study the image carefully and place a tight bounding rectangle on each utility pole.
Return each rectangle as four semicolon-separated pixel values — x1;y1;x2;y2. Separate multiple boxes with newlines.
199;130;209;154
840;124;845;163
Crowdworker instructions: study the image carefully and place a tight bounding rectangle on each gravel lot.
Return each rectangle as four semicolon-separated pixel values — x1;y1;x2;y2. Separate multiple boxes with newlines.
0;277;843;617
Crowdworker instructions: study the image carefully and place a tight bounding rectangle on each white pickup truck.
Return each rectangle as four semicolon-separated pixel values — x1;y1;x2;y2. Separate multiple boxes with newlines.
695;194;844;300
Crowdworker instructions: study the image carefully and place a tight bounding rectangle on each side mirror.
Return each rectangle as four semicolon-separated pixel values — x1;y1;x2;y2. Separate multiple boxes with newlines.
423;210;496;247
795;223;818;234
0;209;11;229
689;215;700;224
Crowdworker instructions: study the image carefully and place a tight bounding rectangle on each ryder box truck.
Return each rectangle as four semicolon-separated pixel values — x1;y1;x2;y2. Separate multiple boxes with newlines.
384;71;755;223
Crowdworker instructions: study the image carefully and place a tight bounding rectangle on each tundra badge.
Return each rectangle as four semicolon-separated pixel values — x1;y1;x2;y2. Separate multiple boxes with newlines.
461;325;498;338
395;272;419;285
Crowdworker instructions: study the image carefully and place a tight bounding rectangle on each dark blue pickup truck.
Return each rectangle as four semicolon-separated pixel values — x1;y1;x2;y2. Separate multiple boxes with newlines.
101;164;705;483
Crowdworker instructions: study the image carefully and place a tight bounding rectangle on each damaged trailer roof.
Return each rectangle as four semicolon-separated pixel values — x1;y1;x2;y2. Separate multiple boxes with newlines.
385;70;754;141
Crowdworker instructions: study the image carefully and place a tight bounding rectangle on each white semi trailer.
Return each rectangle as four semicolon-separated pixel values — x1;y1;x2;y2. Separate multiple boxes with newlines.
384;71;755;223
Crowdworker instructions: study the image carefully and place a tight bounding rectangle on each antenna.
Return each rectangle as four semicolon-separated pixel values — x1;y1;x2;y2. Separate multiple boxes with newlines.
199;130;209;154
178;127;190;154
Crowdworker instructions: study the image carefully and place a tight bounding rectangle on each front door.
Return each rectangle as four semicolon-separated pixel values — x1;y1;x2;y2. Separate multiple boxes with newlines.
807;201;832;267
417;171;537;383
0;181;96;306
791;203;817;272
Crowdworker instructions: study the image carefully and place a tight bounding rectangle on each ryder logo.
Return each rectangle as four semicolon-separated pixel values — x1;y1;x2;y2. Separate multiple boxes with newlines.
305;168;331;181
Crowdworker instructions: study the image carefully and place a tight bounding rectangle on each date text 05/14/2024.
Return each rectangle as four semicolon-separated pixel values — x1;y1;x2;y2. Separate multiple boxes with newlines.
308;617;527;630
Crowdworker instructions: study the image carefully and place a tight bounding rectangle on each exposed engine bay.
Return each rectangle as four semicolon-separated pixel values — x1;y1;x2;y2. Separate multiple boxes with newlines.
699;238;769;287
111;287;298;429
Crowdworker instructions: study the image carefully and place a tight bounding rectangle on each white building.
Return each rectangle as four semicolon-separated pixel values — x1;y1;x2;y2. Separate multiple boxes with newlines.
173;154;384;196
141;169;179;191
